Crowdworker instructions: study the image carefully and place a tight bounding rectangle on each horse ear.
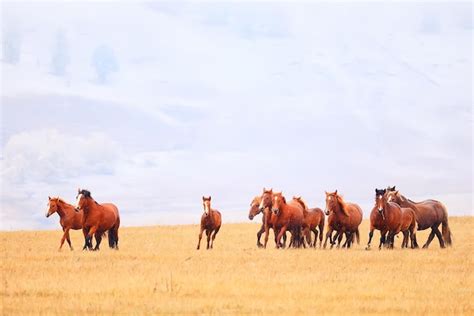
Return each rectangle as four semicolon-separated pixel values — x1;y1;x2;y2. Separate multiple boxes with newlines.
209;196;211;201
48;196;51;200
282;196;286;203
78;188;81;193
263;187;266;192
335;190;338;194
202;196;205;201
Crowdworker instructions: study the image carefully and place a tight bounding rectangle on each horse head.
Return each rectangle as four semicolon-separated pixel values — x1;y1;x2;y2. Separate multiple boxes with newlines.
75;188;92;212
375;188;387;219
259;188;273;212
248;196;262;220
324;190;338;216
45;196;59;218
271;192;285;216
202;196;211;216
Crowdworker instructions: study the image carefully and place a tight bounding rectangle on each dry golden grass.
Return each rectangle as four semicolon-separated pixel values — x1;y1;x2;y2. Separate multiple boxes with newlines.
1;217;473;315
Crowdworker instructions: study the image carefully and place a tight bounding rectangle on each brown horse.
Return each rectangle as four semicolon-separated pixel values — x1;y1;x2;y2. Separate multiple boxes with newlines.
258;188;288;248
248;195;287;248
388;190;452;248
376;191;417;249
293;196;325;248
197;196;222;250
271;192;305;249
75;189;120;251
45;196;84;251
323;191;362;249
366;189;388;250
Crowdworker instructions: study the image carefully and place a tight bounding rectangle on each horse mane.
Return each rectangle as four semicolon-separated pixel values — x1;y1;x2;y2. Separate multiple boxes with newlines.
293;197;308;211
336;194;350;217
252;196;261;205
53;197;73;206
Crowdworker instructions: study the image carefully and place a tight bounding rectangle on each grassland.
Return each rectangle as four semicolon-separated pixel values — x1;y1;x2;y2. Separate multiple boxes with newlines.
1;217;473;315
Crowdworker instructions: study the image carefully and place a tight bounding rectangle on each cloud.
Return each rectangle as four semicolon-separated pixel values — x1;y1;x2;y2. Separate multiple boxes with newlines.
2;129;121;184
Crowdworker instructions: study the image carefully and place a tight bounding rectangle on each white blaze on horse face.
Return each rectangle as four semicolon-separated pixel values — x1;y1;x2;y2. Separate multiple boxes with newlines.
45;202;51;217
259;197;265;210
75;194;83;209
204;201;210;215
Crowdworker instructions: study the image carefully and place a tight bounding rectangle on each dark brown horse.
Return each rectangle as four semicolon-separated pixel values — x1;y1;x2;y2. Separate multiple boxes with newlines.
376;191;417;249
271;192;305;249
293;196;325;248
366;189;388;250
197;196;222;250
387;190;452;248
323;191;362;249
45;196;84;251
75;189;120;250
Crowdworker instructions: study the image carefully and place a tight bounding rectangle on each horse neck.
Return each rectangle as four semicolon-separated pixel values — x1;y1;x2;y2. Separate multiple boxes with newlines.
83;198;100;215
55;201;68;218
398;196;416;209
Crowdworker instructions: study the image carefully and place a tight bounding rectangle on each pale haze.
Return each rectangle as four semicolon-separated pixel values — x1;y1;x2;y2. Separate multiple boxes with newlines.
1;2;472;230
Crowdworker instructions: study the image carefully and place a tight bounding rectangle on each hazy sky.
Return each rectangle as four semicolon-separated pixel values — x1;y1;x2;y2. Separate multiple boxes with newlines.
1;1;472;230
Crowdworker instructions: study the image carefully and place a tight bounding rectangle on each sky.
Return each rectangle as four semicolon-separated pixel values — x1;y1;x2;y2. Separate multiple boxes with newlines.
1;1;472;230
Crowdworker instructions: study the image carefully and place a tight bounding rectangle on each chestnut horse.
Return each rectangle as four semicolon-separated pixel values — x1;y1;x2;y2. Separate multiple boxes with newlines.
376;191;418;249
258;188;289;248
323;191;362;249
271;192;305;249
387;190;451;248
197;196;222;250
293;196;325;248
248;195;287;248
75;189;120;251
45;196;84;251
366;189;388;250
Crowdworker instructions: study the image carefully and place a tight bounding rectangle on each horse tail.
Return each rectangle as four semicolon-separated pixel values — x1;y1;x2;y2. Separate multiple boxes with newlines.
108;229;115;248
442;219;452;247
440;202;452;247
355;228;360;244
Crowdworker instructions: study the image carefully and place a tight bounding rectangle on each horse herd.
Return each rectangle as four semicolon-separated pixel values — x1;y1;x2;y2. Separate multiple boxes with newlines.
45;187;452;252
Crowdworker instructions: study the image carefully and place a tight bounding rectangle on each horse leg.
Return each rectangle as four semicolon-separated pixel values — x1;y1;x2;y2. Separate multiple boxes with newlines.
59;228;67;251
256;224;265;248
65;229;73;251
206;229;211;250
323;228;333;249
196;227;204;250
401;231;408;249
312;228;318;248
276;226;287;249
94;232;102;251
282;231;287;248
82;227;91;251
433;226;445;249
422;228;437;249
366;229;374;250
336;232;344;248
210;226;220;249
263;224;270;249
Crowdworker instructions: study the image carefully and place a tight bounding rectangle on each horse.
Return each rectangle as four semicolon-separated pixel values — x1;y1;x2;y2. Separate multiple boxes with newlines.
197;196;222;250
323;190;362;249
366;189;389;250
45;196;84;251
376;191;418;249
271;192;305;249
75;189;120;251
387;190;452;248
293;196;325;248
258;188;288;248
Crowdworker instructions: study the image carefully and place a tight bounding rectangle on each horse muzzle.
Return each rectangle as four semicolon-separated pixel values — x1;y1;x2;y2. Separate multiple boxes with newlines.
75;207;81;213
248;214;254;220
272;209;279;215
325;210;329;216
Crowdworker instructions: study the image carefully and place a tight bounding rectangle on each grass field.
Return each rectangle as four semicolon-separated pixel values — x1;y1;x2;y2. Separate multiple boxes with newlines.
1;217;473;315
